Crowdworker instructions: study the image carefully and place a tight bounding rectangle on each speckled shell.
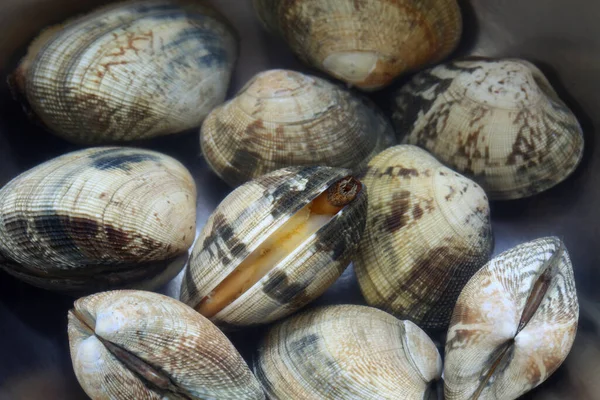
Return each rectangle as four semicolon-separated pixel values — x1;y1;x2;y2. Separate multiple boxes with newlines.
393;58;584;200
10;0;238;144
68;290;265;399
254;305;442;399
444;237;579;400
201;69;395;186
253;0;462;90
0;147;196;294
354;145;493;330
180;166;367;328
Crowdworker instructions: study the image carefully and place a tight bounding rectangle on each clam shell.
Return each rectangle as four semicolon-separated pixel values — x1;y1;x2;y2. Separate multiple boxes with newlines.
180;166;367;327
354;145;493;330
253;0;462;90
10;0;238;144
0;147;196;293
254;304;442;399
201;69;395;186
444;237;579;400
68;290;265;399
393;58;584;200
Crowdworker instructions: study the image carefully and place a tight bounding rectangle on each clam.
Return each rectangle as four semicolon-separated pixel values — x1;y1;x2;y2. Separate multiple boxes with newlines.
0;147;196;294
68;290;265;399
444;237;579;400
354;145;493;330
393;58;584;200
254;304;442;399
201;69;395;186
9;0;238;144
253;0;462;90
180;166;366;328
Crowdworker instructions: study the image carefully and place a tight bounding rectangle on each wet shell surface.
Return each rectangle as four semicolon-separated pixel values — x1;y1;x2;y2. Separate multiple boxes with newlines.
254;304;442;399
444;237;579;400
180;166;367;328
201;69;395;186
393;58;584;200
0;147;197;294
10;0;238;144
354;145;493;330
68;290;265;399
253;0;462;90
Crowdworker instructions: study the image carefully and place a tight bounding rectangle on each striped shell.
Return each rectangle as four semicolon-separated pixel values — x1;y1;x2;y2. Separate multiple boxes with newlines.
393;58;584;200
253;0;462;90
354;145;493;330
201;69;395;186
444;237;579;400
180;166;367;328
0;147;196;293
68;290;265;399
9;0;238;144
254;305;442;399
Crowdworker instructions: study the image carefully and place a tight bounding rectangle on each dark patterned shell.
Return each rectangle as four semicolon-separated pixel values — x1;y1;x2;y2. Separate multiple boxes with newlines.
253;0;462;90
0;147;196;293
180;166;367;327
393;58;584;200
444;237;579;400
354;145;493;330
68;290;265;399
10;0;238;144
201;69;395;186
254;305;442;399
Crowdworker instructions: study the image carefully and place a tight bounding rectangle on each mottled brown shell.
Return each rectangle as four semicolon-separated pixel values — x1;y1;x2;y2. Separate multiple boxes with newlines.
68;290;265;399
180;166;367;328
10;0;238;144
444;237;579;400
201;69;395;186
354;145;493;330
253;0;462;90
0;147;196;294
393;58;584;200
254;305;442;399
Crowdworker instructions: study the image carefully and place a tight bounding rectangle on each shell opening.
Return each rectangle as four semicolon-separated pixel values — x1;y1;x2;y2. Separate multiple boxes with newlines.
195;176;362;318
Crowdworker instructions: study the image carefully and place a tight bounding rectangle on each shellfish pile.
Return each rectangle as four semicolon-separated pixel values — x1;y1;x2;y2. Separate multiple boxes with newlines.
0;0;586;399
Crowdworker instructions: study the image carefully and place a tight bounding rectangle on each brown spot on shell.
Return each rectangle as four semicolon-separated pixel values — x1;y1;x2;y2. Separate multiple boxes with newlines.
262;270;311;306
398;168;419;178
384;190;411;232
413;204;424;220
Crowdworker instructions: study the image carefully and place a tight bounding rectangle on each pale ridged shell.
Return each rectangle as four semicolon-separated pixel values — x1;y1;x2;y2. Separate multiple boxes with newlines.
254;304;442;399
10;0;238;144
253;0;462;90
68;290;265;399
444;237;579;400
393;58;584;200
354;145;493;330
0;147;196;293
201;69;395;186
180;166;367;328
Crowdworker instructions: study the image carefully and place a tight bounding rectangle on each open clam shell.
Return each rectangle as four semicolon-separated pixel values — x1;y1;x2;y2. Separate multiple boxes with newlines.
253;0;462;90
393;58;584;200
354;145;493;330
180;166;367;328
201;69;395;186
9;0;238;144
444;237;579;400
0;147;196;294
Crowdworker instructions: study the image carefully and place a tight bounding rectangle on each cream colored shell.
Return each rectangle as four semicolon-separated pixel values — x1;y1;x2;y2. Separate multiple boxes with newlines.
444;237;579;400
254;304;442;399
253;0;462;90
354;145;493;329
68;290;265;399
394;58;584;200
201;69;395;186
11;0;238;144
0;147;196;294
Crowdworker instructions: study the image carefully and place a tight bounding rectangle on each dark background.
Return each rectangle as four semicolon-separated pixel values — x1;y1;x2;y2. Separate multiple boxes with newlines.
0;0;599;398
